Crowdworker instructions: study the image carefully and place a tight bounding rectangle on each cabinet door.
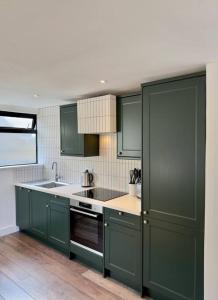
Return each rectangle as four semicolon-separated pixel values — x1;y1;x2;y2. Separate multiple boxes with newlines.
30;191;49;239
105;221;141;290
117;94;141;159
143;219;204;300
60;104;84;156
48;196;70;250
15;187;30;230
142;76;205;229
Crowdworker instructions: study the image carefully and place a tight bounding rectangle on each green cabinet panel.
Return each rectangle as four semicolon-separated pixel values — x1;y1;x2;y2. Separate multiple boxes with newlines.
104;209;141;290
143;219;204;300
30;190;49;240
48;196;70;250
142;75;205;228
117;93;141;159
15;187;30;230
104;208;140;230
60;104;99;157
142;73;205;300
16;188;70;254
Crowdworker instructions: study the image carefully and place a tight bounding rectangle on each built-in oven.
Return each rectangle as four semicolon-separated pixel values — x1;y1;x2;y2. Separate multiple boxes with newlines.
70;199;103;256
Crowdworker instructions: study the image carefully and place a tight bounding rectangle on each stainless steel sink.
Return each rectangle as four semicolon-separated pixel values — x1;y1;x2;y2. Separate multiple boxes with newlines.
36;182;68;189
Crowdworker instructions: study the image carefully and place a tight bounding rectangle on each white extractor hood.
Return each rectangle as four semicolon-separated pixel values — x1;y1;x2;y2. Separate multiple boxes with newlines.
77;94;116;134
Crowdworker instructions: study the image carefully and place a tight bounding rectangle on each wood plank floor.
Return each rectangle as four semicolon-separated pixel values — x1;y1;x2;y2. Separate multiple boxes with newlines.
0;232;147;300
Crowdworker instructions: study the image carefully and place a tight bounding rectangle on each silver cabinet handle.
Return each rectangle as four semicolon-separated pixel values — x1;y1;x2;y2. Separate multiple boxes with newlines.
144;220;149;224
70;208;98;218
54;195;57;198
143;210;148;215
104;223;108;227
28;190;31;193
118;211;123;216
46;204;49;208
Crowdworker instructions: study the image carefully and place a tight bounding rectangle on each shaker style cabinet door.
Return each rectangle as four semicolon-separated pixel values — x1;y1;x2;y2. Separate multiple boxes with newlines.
104;216;141;290
48;196;70;250
142;75;206;229
143;219;204;300
16;187;30;230
117;93;142;159
30;190;49;240
60;104;84;156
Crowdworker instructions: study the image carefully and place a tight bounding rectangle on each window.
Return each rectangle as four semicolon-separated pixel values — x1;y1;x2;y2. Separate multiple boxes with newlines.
0;111;37;167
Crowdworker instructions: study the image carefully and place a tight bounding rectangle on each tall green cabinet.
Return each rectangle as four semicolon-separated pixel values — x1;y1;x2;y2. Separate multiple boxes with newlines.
142;73;205;300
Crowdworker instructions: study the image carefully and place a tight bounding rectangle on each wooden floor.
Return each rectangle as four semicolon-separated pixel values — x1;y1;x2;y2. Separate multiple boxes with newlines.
0;232;146;300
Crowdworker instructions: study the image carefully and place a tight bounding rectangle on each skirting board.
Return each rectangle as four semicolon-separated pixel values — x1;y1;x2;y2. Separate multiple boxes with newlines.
0;225;19;237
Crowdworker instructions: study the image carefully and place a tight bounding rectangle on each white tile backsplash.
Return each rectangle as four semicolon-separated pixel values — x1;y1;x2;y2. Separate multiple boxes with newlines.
38;105;141;192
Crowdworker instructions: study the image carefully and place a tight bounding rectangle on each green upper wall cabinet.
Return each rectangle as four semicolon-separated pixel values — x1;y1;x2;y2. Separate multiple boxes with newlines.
16;187;30;230
117;93;141;159
142;74;206;229
60;104;99;157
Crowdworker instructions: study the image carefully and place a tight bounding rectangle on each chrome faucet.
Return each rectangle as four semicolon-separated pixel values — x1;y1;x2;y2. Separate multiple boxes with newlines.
52;161;59;182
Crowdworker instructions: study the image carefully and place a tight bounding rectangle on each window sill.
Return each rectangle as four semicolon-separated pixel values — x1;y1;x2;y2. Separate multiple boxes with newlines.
0;164;43;171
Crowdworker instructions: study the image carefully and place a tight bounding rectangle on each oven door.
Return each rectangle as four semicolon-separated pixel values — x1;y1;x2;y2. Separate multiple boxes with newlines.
70;207;103;255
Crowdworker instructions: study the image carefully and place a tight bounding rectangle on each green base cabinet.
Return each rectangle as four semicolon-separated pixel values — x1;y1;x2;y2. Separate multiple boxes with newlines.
117;93;141;159
60;104;99;157
30;190;48;240
16;188;70;254
48;196;70;250
104;208;141;291
16;187;30;230
143;219;204;300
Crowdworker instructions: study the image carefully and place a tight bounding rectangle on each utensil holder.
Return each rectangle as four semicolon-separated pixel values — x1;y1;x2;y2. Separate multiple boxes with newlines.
129;183;137;196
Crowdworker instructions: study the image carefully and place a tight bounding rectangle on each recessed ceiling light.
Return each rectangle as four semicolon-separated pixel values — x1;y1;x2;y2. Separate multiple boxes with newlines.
33;93;39;98
99;80;107;84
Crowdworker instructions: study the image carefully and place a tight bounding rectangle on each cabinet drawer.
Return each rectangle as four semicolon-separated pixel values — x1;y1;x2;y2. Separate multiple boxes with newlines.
104;208;141;230
50;194;69;206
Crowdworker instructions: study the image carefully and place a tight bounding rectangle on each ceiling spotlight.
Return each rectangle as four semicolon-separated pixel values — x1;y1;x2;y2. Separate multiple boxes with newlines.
33;93;39;98
99;80;107;84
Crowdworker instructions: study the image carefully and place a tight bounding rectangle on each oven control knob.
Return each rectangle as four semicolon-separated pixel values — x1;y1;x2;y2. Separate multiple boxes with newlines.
104;223;108;227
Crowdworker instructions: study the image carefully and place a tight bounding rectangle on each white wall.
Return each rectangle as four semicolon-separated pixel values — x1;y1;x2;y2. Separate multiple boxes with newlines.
0;165;44;236
0;105;43;236
205;62;218;299
37;106;141;192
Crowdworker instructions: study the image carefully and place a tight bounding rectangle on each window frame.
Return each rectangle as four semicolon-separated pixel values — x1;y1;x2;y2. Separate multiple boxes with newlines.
0;111;38;167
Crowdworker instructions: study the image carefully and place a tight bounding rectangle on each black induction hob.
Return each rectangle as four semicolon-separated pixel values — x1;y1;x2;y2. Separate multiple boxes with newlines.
73;188;127;202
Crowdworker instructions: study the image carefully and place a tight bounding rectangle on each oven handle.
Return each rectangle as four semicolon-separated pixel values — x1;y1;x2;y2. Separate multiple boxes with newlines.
70;207;98;218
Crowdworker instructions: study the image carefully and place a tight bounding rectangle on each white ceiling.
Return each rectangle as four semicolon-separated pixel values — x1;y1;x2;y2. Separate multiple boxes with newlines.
0;0;217;108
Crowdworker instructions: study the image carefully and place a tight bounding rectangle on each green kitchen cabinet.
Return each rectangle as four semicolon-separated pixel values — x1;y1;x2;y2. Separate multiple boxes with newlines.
142;73;205;300
30;190;49;240
16;186;30;230
60;104;99;157
117;93;141;159
16;188;70;254
143;219;204;300
142;74;206;229
48;195;70;251
104;208;141;291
